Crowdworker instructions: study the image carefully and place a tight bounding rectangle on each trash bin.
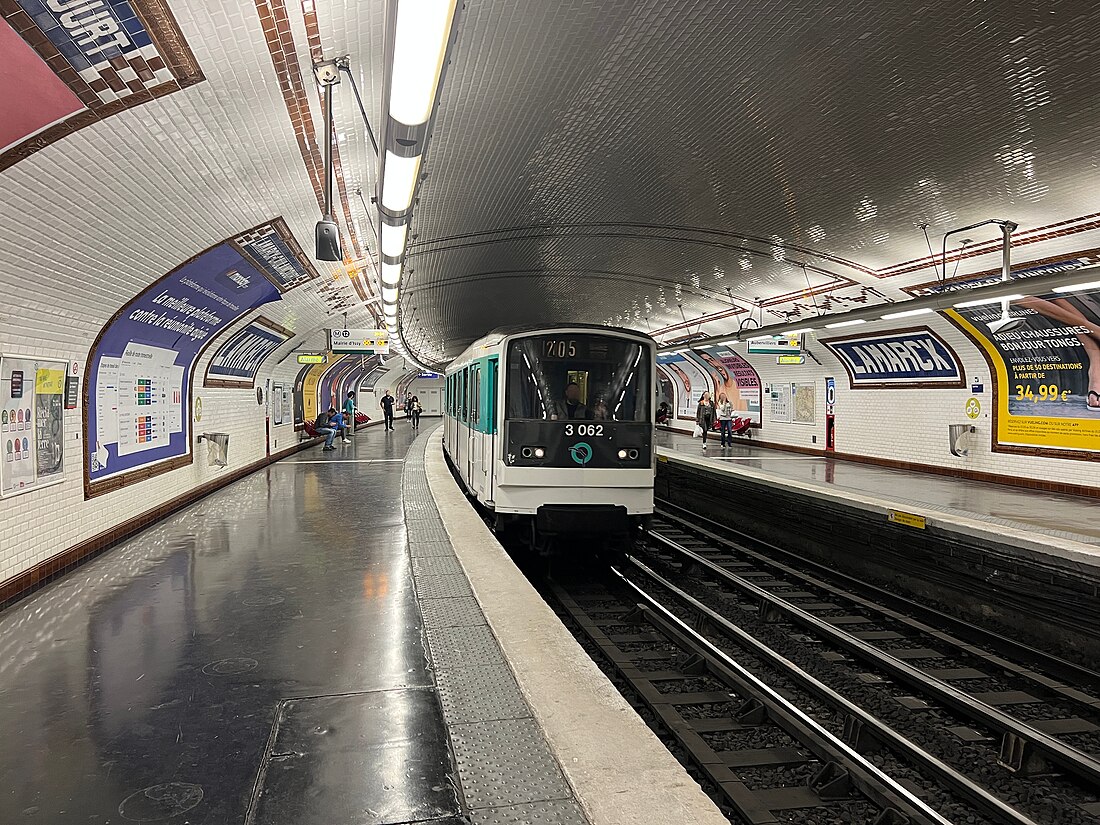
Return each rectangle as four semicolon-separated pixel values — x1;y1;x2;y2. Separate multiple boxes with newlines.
200;432;230;467
948;424;975;457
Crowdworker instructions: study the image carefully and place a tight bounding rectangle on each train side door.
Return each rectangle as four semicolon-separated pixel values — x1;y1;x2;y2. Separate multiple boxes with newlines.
485;357;497;503
468;365;480;493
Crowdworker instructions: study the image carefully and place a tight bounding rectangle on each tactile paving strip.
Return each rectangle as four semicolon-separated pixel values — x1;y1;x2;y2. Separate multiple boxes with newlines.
403;427;591;824
415;573;475;601
470;799;589;825
413;555;468;577
424;623;508;670
435;666;530;724
449;717;573;808
420;596;490;629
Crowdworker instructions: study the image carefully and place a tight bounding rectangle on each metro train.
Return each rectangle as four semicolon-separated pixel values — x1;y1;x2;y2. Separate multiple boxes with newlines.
443;325;656;545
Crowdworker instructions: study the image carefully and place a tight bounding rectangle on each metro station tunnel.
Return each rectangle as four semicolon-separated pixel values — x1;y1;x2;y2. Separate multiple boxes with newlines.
4;2;1100;824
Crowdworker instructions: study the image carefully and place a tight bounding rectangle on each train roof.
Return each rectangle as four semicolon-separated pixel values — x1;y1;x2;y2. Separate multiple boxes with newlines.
446;324;654;371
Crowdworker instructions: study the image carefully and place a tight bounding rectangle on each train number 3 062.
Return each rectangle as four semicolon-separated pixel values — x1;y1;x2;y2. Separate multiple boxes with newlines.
564;424;603;436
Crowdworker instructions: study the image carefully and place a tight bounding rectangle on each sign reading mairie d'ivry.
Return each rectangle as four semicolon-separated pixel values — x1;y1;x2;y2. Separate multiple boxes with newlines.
823;327;964;389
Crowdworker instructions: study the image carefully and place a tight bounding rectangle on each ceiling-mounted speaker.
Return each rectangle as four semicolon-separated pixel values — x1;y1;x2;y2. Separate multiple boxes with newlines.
315;217;342;261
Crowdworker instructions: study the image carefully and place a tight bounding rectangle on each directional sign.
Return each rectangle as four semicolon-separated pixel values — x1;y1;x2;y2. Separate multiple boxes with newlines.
297;354;327;364
329;329;390;354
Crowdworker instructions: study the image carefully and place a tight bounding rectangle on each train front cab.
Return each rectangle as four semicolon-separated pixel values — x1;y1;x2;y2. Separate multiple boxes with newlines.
495;331;654;537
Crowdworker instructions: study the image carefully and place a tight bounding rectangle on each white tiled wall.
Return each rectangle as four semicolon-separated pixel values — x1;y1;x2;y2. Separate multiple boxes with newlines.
0;1;374;587
736;315;1100;486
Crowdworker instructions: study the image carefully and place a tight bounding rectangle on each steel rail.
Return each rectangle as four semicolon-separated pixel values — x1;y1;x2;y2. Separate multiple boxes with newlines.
617;557;1043;825
644;528;1100;790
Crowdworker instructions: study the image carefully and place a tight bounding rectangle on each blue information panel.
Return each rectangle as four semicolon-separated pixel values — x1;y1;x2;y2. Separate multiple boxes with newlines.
86;229;283;490
823;328;964;388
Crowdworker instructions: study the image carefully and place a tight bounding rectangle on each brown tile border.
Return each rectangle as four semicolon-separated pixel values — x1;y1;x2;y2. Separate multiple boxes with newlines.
0;0;204;172
661;425;1100;499
1;436;321;610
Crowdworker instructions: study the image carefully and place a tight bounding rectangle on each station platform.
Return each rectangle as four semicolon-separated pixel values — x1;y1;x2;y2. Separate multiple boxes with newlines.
656;429;1100;558
0;425;725;825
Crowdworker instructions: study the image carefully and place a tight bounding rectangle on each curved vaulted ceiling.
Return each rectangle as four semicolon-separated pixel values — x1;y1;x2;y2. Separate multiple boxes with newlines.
396;0;1100;366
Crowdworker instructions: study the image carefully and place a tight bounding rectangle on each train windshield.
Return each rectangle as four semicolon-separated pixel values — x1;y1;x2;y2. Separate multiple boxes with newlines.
506;334;650;422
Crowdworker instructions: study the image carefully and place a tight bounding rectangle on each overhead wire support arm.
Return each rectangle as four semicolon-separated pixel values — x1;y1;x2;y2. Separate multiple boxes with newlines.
338;57;380;157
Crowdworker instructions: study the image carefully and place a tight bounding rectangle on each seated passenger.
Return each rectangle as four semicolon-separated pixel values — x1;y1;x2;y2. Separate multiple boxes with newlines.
550;382;594;420
315;408;339;451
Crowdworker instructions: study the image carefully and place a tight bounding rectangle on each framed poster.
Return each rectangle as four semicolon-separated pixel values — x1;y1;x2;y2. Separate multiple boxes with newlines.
945;284;1100;458
1;355;67;497
84;220;313;496
696;347;762;423
791;382;817;425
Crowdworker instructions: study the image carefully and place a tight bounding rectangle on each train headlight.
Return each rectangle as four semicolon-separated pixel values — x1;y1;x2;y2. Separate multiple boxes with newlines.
534;447;545;459
628;449;639;460
618;449;628;459
521;447;533;458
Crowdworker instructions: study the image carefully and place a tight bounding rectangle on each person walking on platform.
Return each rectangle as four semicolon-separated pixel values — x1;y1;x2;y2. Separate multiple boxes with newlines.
380;390;396;430
410;395;422;429
716;392;734;447
696;391;716;450
315;408;338;451
342;391;356;439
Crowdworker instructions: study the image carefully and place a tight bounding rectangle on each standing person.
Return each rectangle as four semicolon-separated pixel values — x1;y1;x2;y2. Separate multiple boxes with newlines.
380;389;395;430
342;391;356;439
410;395;422;430
696;391;716;450
315;408;338;451
716;392;734;447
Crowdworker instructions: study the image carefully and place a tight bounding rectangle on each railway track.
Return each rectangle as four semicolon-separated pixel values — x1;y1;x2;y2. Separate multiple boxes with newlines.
619;506;1100;824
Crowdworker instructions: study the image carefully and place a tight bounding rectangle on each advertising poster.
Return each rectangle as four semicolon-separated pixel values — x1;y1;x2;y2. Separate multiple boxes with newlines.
205;318;292;388
86;228;284;491
1;356;67;497
791;382;817;425
945;285;1100;456
656;353;712;418
697;347;762;423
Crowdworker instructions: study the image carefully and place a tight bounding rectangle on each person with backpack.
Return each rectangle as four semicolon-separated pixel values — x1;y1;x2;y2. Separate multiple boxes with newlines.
315;408;338;451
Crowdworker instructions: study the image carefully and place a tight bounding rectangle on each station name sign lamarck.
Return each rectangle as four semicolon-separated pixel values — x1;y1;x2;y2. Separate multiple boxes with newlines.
823;327;965;389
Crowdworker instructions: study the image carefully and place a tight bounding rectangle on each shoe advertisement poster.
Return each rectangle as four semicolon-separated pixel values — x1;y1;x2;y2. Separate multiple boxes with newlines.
945;284;1100;457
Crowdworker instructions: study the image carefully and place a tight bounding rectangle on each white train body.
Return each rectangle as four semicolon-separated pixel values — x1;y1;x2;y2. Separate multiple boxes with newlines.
443;325;655;535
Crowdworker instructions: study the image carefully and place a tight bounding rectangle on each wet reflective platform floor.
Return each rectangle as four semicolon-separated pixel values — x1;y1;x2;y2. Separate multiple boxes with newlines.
0;426;462;824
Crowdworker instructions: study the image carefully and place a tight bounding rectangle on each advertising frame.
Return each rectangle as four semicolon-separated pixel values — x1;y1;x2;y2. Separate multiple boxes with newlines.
1;353;68;498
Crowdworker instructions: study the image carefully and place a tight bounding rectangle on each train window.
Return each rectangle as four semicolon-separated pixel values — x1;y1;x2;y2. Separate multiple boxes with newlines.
505;335;650;422
462;368;469;421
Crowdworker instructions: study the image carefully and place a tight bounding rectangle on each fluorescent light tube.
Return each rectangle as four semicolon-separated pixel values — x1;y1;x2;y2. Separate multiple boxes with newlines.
381;262;401;286
785;328;814;335
381;222;408;258
389;0;459;127
953;294;1023;308
880;307;934;320
381;151;421;211
1052;280;1100;293
382;286;398;303
825;319;867;328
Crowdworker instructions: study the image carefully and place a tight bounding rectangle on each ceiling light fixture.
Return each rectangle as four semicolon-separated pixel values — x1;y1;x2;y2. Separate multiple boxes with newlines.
382;286;399;303
380;151;421;211
389;0;459;126
1052;280;1100;293
953;294;1023;308
381;221;409;257
825;319;867;329
381;262;401;287
880;307;934;320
